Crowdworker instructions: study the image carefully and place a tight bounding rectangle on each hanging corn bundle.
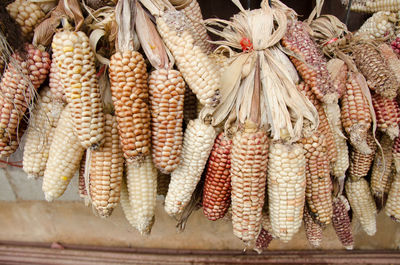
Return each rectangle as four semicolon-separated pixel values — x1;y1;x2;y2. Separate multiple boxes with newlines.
332;195;354;250
355;12;396;40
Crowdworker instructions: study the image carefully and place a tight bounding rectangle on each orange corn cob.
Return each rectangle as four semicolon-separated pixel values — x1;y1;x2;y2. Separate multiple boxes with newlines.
372;93;400;140
349;131;377;181
332;195;354;250
202;132;232;221
303;207;323;248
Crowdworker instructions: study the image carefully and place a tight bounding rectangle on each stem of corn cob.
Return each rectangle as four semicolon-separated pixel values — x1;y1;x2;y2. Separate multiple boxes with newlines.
332;195;354;250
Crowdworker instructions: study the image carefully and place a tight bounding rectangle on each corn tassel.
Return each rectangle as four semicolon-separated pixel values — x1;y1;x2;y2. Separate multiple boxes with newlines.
332;195;354;250
349;131;376;181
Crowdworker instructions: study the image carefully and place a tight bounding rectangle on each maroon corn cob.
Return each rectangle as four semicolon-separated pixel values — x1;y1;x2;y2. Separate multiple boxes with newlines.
372;92;400;140
332;195;354;250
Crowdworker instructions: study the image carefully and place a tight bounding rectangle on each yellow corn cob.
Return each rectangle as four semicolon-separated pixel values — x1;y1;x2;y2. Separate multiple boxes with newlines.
52;30;105;149
341;72;372;154
149;69;185;173
0;44;51;157
157;172;170;196
350;0;400;13
183;86;198;124
349;131;377;181
332;195;354;250
302;131;333;225
355;12;396;40
164;118;216;216
6;0;45;38
49;61;66;103
303;207;323;248
89;114;124;217
109;50;151;162
379;43;400;85
22;86;64;179
385;171;400;222
345;178;377;236
268;142;306;242
156;10;220;107
42;106;85;201
231;122;269;244
371;134;394;206
126;156;158;234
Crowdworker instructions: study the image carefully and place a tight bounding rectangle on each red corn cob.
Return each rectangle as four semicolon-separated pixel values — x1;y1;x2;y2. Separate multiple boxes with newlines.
372;92;400;140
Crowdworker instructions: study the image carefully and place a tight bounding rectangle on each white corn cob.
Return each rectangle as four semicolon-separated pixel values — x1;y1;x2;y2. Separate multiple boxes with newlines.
350;0;400;13
120;179;137;228
164;118;216;216
386;171;400;222
49;61;66;103
355;12;396;40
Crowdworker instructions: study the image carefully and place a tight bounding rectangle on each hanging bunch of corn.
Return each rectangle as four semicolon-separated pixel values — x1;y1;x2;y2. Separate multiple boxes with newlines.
332;195;354;250
371;93;400;140
386;171;400;222
349;131;377;181
327;58;348;99
355;12;396;40
23;86;64;179
344;0;400;13
303;207;323;248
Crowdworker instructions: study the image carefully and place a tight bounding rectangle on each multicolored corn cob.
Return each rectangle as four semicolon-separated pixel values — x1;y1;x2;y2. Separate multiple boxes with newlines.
372;92;400;140
303;207;323;248
349;131;377;181
355;12;396;40
332;195;354;250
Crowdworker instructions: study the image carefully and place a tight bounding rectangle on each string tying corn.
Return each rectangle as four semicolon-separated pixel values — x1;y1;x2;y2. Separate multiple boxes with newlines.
332;196;354;250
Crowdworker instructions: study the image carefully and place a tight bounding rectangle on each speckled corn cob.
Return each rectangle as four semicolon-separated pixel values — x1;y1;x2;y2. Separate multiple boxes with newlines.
268;142;306;242
0;44;50;157
157;10;220;107
49;61;66;103
350;0;400;12
254;228;274;253
341;72;372;154
6;0;45;38
355;12;396;40
89;114;124;218
349;131;377;181
302;132;333;225
78;151;87;200
303;207;323;248
164;118;216;216
109;50;151;162
202;132;232;221
353;43;398;99
42;106;85;201
393;136;400;172
23;86;64;179
379;43;400;85
282;20;337;103
126;156;158;234
332;195;354;250
231;122;269;244
386;171;400;222
327;58;348;99
345;178;377;236
371;134;394;206
149;69;185;173
372;93;400;139
157;172;170;196
52;31;105;149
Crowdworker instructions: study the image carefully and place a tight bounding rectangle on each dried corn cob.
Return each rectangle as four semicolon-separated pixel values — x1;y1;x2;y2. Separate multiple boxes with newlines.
120;179;136;228
353;42;398;99
149;69;185;173
202;132;232;221
156;10;220;107
302;131;333;225
349;131;377;181
268;142;306;242
327;59;348;99
391;35;400;55
49;61;66;103
393;136;400;172
22;86;64;179
89;114;124;217
341;72;372;154
165;118;216;216
379;43;400;85
126;156;158;234
332;195;354;250
282;20;337;103
345;178;377;236
303;207;323;248
231;121;269;244
183;86;198;124
0;44;50;157
6;0;45;38
254;228;273;254
52;30;105;149
109;50;151;162
157;172;170;196
350;0;400;13
372;93;400;140
42;106;85;201
385;171;400;222
371;134;394;206
355;12;396;40
78;151;87;200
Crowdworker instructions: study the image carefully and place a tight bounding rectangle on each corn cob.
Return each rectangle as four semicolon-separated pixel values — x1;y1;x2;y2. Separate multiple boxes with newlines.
42;106;85;201
49;61;66;103
165;118;216;216
254;228;273;253
109;50;151;162
6;0;45;38
353;42;398;99
126;156;158;234
379;43;400;86
281;20;337;103
78;151;88;200
349;131;377;181
268;142;306;242
22;86;64;179
332;195;354;250
303;207;323;248
183;86;198;124
355;12;396;40
156;10;220;107
52;30;105;149
371;134;394;206
0;44;50;157
350;0;400;13
302;131;333;225
385;171;400;222
390;35;400;55
393;136;400;173
120;179;136;228
327;58;348;99
297;82;337;164
341;72;372;154
345;178;377;236
202;132;232;221
89;114;124;217
372;93;400;140
157;172;170;196
149;69;185;173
